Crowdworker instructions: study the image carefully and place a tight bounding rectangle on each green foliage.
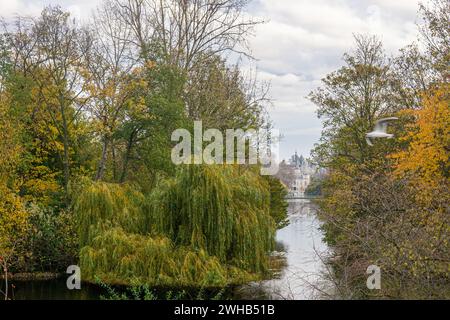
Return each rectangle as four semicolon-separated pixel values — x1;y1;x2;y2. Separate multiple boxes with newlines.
80;226;236;287
75;165;275;287
97;279;158;300
305;176;323;196
264;176;289;229
75;182;146;247
119;62;188;186
96;277;226;300
0;3;272;287
146;165;275;272
17;205;78;272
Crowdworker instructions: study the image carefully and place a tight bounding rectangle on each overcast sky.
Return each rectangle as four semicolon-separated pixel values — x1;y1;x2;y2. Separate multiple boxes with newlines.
1;0;425;160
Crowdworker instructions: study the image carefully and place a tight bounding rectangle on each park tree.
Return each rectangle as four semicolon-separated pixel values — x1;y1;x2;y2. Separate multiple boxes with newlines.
3;7;92;198
0;78;29;294
309;35;398;170
86;2;137;181
308;1;450;298
110;0;268;132
392;84;449;199
185;55;268;131
112;0;261;70
418;0;450;78
0;1;284;289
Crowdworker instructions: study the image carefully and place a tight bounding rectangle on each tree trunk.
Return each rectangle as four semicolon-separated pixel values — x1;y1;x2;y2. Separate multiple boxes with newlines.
120;131;136;183
112;144;117;182
4;264;8;300
60;103;71;199
95;137;109;181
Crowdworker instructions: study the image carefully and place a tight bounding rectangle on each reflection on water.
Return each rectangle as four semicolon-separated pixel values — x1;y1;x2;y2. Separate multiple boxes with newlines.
7;199;333;300
235;199;333;300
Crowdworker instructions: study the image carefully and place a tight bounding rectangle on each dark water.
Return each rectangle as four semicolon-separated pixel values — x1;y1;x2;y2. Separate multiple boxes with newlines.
8;278;103;300
7;279;229;300
6;199;332;300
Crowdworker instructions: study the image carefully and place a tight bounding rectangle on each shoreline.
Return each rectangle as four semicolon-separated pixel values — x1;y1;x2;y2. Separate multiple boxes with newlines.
0;272;62;281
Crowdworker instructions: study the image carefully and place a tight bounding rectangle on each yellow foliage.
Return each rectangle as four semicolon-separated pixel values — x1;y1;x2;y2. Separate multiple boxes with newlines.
0;95;29;256
392;85;450;198
0;185;29;254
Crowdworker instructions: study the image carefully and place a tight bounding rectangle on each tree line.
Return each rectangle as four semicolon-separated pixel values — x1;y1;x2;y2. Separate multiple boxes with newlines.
0;0;287;292
310;0;449;298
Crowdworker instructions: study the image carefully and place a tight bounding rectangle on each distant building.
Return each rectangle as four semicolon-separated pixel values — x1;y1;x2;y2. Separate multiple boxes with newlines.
277;152;317;198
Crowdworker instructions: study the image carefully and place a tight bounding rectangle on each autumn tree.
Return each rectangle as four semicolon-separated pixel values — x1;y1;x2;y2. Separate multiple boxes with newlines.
0;71;29;295
392;85;449;197
309;35;398;170
0;1;284;286
309;1;450;298
87;0;268;184
111;0;268;132
3;7;92;197
86;2;137;181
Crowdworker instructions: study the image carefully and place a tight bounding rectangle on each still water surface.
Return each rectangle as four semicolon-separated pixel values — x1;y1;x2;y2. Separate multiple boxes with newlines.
235;198;333;300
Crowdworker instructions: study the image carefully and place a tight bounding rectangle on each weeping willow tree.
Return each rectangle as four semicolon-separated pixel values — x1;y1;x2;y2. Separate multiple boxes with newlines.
145;165;276;272
75;165;278;287
79;227;241;286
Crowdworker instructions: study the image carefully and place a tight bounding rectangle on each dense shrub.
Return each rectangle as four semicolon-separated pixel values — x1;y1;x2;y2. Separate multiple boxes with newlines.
11;205;78;273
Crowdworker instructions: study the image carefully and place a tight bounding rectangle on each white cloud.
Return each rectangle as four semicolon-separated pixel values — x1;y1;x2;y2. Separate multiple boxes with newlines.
243;0;422;159
0;0;101;20
0;0;424;159
0;0;41;18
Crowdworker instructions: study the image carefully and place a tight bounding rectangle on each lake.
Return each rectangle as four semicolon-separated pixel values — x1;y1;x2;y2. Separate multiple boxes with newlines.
234;198;334;299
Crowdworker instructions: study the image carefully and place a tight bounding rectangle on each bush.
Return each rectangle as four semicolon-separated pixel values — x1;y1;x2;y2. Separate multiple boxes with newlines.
16;204;78;272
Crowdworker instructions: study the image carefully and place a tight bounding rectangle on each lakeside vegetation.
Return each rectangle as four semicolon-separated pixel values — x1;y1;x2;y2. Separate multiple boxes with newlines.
76;166;278;286
0;0;288;297
309;0;449;299
0;0;448;301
